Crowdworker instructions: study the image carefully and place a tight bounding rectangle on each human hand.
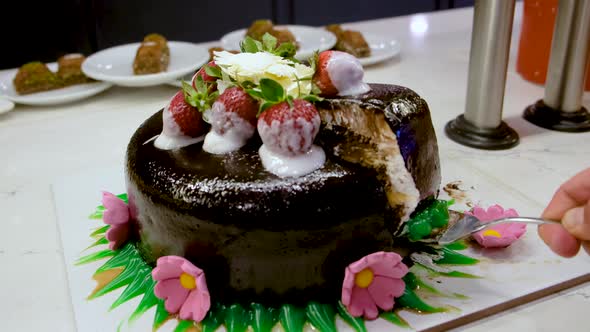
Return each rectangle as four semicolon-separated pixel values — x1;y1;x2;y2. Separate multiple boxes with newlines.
538;168;590;257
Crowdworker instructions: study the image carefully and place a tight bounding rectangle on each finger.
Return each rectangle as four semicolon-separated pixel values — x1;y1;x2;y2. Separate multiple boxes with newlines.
562;202;590;240
538;224;581;257
583;241;590;255
542;168;590;220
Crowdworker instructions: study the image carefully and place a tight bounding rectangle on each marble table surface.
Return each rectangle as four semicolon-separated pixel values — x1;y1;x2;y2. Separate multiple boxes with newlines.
1;3;589;331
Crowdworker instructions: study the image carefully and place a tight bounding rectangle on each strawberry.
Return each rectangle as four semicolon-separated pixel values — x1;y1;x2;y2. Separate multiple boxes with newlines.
257;99;321;156
209;86;259;136
312;51;339;97
312;50;368;97
165;90;207;137
192;61;218;87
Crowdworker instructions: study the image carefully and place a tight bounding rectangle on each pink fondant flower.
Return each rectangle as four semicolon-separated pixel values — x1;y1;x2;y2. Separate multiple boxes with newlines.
102;191;131;250
341;251;408;320
466;204;526;248
152;256;211;322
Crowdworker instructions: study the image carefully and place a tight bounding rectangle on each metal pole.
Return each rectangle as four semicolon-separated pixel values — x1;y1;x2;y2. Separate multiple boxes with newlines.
523;0;590;132
464;0;515;128
544;0;590;112
445;0;519;150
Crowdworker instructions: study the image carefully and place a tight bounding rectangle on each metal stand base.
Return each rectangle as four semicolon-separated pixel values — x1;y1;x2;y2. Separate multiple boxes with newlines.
523;100;590;132
445;115;519;150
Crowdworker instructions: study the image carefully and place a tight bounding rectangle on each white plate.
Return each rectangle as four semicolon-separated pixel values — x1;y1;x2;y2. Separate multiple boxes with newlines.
0;63;112;106
0;98;15;114
357;32;401;66
221;25;336;61
167;72;195;88
82;42;209;87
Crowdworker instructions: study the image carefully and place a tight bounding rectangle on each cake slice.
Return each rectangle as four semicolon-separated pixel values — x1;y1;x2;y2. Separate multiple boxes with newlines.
57;53;92;86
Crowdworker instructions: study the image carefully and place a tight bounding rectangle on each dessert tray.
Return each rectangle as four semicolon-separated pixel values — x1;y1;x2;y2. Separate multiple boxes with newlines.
54;165;590;332
0;63;112;106
82;42;209;87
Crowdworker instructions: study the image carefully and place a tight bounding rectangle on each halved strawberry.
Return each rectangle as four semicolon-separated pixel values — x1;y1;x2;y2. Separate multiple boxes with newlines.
257;99;321;156
166;90;207;137
209;86;259;136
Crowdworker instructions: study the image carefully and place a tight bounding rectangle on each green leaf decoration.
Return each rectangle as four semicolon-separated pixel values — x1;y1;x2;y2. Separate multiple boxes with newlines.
89;209;104;219
117;193;128;202
259;78;285;102
434;247;479;265
397;286;445;313
204;65;222;79
336;301;367;332
224;303;250;332
110;266;152;310
251;303;278;332
76;249;115;265
89;254;145;299
258;101;276;115
303;94;323;102
241;80;257;89
174;320;195;332
262;33;278;52
402;272;418;290
274;42;297;58
182;77;217;112
309;50;319;72
444;240;468;251
86;236;109;250
154;299;171;330
305;302;336;332
96;243;136;274
279;304;306;332
380;312;410;329
90;225;109;238
202;303;226;332
246;89;263;100
128;279;159;324
241;36;261;53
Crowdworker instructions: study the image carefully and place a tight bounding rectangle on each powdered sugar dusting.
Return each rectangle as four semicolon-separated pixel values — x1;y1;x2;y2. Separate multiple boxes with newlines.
327;52;371;96
154;104;204;150
259;144;326;177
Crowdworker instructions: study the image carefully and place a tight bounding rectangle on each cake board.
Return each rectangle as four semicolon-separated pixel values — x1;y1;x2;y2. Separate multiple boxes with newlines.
53;160;590;332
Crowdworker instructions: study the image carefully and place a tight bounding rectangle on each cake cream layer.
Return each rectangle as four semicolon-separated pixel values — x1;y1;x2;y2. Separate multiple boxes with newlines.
125;83;440;304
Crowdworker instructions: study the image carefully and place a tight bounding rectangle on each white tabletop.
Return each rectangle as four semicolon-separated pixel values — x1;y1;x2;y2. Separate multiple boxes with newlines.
1;3;589;331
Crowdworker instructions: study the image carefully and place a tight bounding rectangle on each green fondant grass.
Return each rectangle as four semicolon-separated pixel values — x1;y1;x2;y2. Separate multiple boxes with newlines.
79;196;481;331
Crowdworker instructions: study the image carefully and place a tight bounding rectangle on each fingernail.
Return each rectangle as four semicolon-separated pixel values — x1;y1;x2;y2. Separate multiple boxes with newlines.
562;207;584;231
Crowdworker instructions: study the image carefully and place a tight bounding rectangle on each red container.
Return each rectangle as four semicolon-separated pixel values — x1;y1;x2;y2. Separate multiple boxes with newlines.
517;0;590;90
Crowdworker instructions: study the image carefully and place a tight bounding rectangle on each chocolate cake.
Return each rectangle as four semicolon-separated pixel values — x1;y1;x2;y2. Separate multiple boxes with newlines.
81;38;452;329
125;82;440;304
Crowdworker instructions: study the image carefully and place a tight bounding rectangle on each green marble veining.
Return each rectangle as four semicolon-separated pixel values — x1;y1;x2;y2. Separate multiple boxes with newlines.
279;304;307;332
336;301;367;332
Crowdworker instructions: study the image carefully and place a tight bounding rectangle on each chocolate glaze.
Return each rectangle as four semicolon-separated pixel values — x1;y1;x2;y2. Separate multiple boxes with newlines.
125;83;440;304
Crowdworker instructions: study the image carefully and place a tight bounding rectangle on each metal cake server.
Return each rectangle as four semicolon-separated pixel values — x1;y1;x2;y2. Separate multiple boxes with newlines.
438;215;561;245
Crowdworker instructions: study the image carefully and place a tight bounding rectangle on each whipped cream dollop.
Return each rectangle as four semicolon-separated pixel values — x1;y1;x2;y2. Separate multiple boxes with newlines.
327;52;371;96
154;104;204;150
202;103;255;154
259;144;326;178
